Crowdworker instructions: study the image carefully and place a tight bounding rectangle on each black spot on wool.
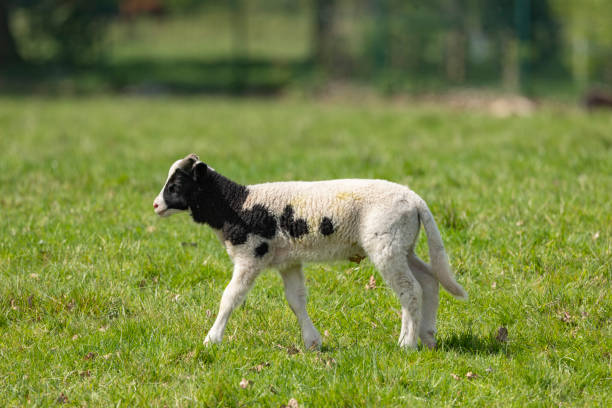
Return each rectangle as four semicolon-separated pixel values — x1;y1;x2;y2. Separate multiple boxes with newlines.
182;170;277;245
254;242;269;258
222;204;277;245
280;205;309;238
319;217;334;236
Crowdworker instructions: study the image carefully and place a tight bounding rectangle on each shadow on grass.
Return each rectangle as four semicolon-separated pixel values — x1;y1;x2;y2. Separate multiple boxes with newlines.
0;57;314;96
437;331;509;355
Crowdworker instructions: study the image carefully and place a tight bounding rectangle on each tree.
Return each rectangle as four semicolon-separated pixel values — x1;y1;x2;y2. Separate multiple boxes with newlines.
0;0;21;64
0;0;117;65
443;0;467;83
313;0;337;67
550;0;612;87
479;0;561;92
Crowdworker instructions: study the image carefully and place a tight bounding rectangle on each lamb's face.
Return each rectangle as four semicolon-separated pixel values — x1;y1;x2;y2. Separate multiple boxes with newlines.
153;154;206;217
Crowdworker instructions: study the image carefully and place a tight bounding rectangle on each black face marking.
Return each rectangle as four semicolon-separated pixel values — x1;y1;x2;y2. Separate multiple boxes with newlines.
319;217;334;236
254;242;269;258
162;170;193;211
280;205;309;238
175;165;277;246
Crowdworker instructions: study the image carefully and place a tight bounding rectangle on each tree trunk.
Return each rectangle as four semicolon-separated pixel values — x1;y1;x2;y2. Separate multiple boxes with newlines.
313;0;336;67
0;1;21;65
444;0;466;83
570;34;589;89
230;0;248;92
501;31;520;91
446;30;466;83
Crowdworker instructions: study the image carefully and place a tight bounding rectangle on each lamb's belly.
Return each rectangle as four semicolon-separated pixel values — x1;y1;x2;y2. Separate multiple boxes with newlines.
272;240;364;264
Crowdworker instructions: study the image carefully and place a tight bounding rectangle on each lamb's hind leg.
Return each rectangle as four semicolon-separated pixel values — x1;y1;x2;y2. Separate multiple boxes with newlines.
279;264;322;350
409;253;439;349
364;238;422;349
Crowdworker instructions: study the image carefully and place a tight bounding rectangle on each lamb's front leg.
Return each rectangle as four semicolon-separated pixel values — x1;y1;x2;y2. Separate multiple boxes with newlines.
205;263;259;345
280;264;322;350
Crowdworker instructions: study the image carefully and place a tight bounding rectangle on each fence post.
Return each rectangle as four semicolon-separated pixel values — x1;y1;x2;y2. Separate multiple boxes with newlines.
230;0;248;92
515;0;531;93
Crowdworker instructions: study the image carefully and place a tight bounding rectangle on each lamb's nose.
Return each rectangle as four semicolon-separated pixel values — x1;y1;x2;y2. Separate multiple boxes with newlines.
153;203;159;209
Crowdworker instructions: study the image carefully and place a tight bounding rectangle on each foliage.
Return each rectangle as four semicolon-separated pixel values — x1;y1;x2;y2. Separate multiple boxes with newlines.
549;0;612;84
3;0;612;89
352;0;566;91
10;0;117;64
0;96;610;406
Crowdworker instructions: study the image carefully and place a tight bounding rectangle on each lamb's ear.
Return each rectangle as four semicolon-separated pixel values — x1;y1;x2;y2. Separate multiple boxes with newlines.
186;153;199;162
178;153;200;171
193;161;208;181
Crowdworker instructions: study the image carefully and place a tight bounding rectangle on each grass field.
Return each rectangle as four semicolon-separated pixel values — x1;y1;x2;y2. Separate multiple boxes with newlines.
0;96;610;406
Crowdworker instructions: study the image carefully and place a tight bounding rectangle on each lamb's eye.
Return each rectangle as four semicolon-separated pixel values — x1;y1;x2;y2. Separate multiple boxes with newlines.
168;185;177;194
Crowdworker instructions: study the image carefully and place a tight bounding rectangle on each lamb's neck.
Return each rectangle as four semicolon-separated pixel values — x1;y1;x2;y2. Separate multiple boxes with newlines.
188;171;249;229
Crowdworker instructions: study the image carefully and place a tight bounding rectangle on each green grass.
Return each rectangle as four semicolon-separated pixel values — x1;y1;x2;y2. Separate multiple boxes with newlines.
0;96;610;407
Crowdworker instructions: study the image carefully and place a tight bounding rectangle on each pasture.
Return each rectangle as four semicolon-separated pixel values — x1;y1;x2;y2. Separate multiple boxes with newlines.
0;96;610;406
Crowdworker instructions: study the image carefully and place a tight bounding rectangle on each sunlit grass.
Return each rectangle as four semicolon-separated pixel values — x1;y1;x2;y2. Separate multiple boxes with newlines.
0;96;610;406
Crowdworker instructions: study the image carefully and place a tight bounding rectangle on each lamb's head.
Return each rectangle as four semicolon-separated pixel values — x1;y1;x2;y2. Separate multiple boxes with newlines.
153;153;208;217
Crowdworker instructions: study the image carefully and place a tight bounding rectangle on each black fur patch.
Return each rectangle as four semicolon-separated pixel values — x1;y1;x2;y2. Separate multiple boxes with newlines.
242;205;277;239
280;205;309;238
319;217;334;236
222;223;249;246
254;242;269;258
222;204;277;245
162;171;190;211
179;170;277;246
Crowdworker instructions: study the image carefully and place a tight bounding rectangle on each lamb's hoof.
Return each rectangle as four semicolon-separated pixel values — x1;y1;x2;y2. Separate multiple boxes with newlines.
398;335;418;349
421;339;436;349
420;331;437;350
204;333;222;346
303;331;322;351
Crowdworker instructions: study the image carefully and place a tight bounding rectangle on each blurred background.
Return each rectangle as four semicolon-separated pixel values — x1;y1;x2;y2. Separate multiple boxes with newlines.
1;0;611;104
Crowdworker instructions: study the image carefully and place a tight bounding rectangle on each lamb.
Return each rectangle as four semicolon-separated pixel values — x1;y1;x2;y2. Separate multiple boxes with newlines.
153;153;467;350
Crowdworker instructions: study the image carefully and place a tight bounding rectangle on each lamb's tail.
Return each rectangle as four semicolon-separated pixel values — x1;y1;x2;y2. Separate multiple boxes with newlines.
416;198;468;300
